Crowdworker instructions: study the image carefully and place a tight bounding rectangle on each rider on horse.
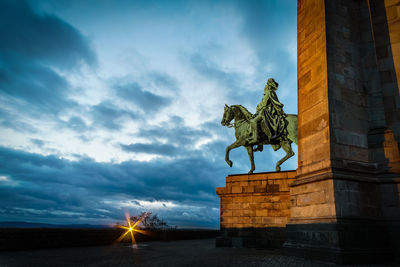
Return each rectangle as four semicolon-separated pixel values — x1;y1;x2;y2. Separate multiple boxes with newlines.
248;78;288;147
221;78;297;173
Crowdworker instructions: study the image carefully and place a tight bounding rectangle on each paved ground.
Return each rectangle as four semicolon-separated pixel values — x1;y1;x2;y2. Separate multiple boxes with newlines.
0;239;396;267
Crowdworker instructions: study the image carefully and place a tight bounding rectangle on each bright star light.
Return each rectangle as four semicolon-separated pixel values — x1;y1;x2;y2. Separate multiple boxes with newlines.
116;212;148;247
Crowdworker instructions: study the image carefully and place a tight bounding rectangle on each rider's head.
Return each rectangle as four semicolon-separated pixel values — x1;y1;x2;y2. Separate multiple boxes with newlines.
265;78;278;92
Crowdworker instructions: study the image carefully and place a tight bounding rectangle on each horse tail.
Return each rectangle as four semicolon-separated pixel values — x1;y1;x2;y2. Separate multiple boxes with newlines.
286;114;298;145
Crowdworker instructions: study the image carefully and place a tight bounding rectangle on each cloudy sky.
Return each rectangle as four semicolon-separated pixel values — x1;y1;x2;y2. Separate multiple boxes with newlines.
0;0;297;228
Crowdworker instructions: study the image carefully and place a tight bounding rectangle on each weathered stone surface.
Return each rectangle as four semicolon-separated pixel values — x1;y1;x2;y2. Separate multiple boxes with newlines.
296;0;400;177
285;0;400;263
217;171;296;248
297;0;330;178
217;171;296;230
293;0;400;218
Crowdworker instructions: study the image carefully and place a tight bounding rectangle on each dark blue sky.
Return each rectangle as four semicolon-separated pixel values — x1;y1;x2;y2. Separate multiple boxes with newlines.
0;0;297;228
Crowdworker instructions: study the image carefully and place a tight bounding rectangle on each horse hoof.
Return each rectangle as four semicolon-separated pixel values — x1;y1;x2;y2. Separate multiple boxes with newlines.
228;160;233;167
248;170;254;174
275;166;281;172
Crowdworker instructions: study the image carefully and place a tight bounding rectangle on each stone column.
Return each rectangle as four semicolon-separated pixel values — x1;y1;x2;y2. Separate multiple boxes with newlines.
284;0;400;263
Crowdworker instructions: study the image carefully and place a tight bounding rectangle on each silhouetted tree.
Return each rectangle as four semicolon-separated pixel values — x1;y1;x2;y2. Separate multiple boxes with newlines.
130;212;169;230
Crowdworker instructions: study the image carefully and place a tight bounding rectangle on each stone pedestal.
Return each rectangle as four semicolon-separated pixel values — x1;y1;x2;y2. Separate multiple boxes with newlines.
216;171;296;248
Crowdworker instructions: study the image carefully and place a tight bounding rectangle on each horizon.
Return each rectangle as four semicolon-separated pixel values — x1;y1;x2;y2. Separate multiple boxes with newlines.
0;0;297;228
0;220;219;229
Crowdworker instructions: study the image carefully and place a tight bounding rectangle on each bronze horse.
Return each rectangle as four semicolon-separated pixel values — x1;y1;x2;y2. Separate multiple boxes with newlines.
221;104;297;173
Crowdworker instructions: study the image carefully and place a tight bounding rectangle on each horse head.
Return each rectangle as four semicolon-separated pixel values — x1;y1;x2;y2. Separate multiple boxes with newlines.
221;104;234;127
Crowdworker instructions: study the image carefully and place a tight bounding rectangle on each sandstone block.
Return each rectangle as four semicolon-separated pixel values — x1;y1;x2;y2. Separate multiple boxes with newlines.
231;203;242;210
271;196;280;202
244;186;254;193
249;180;262;186
231;186;242;194
291;203;336;219
296;191;327;206
268;209;282;217
221;210;232;217
232;210;242;217
241;203;250;209
216;187;226;195
254;185;267;193
260;202;273;209
252;196;266;203
267;184;280;192
220;197;233;204
238;217;251;224
256;210;269;217
242;209;254;217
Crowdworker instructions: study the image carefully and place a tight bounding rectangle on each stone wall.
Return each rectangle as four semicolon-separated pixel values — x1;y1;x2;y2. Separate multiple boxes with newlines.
385;0;400;96
284;0;400;263
297;0;331;178
289;179;336;224
380;0;400;172
296;0;400;174
216;171;296;247
326;0;374;172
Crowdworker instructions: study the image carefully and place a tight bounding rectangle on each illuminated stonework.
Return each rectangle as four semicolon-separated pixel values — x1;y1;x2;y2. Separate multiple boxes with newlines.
216;171;296;247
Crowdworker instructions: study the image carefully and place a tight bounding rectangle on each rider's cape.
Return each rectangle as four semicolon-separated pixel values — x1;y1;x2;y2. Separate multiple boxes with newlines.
256;89;288;141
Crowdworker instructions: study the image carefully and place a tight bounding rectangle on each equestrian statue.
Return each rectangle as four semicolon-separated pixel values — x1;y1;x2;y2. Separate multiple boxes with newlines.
221;78;297;173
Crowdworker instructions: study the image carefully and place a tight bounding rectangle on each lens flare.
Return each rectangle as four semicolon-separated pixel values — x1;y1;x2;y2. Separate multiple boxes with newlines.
116;212;148;246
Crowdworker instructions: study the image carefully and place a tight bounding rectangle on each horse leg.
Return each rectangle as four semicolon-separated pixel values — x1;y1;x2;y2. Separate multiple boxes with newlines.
245;146;255;174
225;140;241;167
275;140;294;172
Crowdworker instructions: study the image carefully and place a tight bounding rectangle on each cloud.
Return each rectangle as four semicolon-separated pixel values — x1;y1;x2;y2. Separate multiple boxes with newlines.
189;53;240;88
0;0;96;116
137;116;212;146
187;52;261;109
0;107;38;133
65;116;89;132
90;101;137;130
0;0;96;69
0;146;226;227
0;0;298;227
30;139;45;147
115;82;171;113
119;116;219;159
147;71;178;92
235;0;296;61
230;0;297;97
121;143;178;156
0;61;73;113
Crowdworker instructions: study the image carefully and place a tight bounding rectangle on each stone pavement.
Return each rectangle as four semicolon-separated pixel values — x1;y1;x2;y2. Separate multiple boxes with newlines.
0;239;396;267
